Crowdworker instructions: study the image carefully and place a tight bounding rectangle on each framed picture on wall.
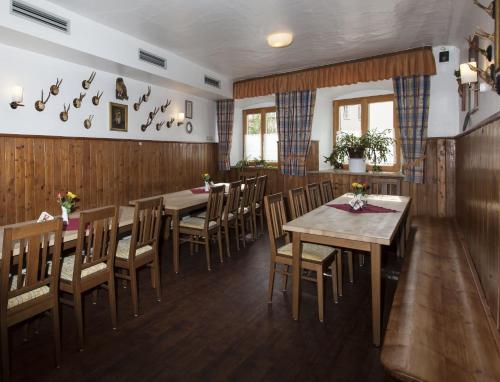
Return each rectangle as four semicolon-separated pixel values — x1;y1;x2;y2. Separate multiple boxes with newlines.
185;100;193;119
109;102;128;132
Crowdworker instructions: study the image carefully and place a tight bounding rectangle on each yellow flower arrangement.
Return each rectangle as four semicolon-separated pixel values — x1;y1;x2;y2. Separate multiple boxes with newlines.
352;182;370;196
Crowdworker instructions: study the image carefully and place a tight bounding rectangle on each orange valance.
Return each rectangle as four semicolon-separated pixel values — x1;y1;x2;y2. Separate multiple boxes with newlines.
233;47;436;99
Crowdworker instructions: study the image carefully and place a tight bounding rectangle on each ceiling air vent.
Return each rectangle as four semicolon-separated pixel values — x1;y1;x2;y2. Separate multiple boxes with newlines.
139;49;167;69
204;75;221;89
11;0;70;33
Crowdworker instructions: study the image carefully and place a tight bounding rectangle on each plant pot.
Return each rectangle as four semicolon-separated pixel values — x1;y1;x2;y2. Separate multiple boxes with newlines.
348;158;366;173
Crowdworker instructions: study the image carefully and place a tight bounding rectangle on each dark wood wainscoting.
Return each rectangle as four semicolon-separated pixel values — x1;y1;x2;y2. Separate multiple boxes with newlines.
456;119;500;330
0;135;218;225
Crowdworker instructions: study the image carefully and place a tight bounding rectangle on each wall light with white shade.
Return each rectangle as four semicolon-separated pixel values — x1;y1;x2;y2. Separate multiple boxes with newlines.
10;86;24;109
177;112;185;126
460;62;478;85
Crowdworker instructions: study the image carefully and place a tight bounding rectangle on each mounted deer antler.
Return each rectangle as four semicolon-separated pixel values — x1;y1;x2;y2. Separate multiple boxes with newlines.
166;117;175;128
475;26;495;42
156;121;165;131
141;106;160;131
35;90;51;112
82;71;96;90
161;99;172;113
60;103;71;122
50;78;63;96
466;36;493;61
92;91;103;106
73;92;87;108
84;115;94;129
473;0;495;17
142;86;152;102
134;95;145;111
467;62;495;86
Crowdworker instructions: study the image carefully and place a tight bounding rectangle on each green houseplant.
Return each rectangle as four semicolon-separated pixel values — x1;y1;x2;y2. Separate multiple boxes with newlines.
324;130;393;173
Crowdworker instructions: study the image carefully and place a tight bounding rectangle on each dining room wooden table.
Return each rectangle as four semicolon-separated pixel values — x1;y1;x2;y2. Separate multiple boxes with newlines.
282;193;411;347
0;205;135;259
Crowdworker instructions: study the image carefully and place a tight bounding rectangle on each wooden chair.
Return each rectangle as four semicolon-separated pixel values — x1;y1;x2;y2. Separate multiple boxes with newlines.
239;169;258;183
371;178;401;195
264;193;338;322
253;175;268;238
239;177;256;246
180;185;225;271
288;187;309;220
58;206;118;350
306;183;323;210
1;219;63;381
320;180;335;204
115;197;163;317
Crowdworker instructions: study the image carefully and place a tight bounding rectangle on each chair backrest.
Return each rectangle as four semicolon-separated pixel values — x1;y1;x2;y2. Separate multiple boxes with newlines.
129;197;163;259
264;193;289;258
225;181;242;220
306;183;323;210
1;218;63;314
73;206;118;281
205;184;226;226
239;169;258;184
241;177;257;209
255;175;268;205
371;179;401;196
288;187;309;220
320;180;334;204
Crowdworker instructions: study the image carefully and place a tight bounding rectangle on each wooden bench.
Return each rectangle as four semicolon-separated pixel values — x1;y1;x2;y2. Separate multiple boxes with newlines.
381;217;500;381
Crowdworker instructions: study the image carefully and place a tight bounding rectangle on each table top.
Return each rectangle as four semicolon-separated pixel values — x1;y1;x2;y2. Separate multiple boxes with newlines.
0;206;134;258
283;193;411;245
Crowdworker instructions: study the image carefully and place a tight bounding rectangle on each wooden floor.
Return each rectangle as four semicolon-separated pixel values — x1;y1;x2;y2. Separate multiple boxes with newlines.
8;234;399;382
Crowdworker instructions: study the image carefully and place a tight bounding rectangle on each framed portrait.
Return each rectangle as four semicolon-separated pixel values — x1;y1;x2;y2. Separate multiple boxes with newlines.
185;100;193;119
109;102;128;132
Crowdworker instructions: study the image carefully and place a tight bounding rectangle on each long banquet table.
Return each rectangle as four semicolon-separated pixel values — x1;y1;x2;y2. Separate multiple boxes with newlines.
282;193;411;346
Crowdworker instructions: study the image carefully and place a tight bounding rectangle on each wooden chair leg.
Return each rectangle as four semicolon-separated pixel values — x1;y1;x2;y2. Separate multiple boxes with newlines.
217;229;224;264
347;251;354;283
240;215;246;248
337;253;343;297
154;254;161;303
316;268;325;323
204;236;212;271
150;263;156;289
359;253;365;267
108;273;118;330
331;260;339;304
130;267;139;317
259;211;264;238
250;214;256;241
224;222;231;258
252;211;257;240
74;293;84;351
91;289;98;305
234;220;240;251
281;265;289;291
52;305;61;367
268;262;276;303
1;323;10;382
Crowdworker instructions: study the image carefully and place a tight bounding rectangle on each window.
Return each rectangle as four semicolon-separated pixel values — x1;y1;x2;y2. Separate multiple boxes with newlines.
333;94;400;172
243;107;278;163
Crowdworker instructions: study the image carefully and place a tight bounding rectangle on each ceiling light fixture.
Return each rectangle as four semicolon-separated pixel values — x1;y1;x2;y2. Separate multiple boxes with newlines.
267;32;293;48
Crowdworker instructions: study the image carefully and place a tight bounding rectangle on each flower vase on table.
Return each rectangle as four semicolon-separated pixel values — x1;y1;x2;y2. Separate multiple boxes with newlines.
350;182;370;211
202;173;212;192
61;206;69;224
57;191;78;225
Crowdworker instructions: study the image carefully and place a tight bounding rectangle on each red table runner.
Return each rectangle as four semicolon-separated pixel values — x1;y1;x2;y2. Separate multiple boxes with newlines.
63;218;80;231
327;203;397;214
191;187;209;194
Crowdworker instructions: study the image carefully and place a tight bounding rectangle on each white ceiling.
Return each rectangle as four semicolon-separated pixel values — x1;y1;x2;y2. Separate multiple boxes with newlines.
46;0;472;80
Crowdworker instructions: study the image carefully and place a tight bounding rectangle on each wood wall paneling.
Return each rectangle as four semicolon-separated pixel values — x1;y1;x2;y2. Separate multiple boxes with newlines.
0;135;219;226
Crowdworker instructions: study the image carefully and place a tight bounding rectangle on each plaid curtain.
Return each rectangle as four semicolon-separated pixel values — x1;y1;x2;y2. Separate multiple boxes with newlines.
276;90;316;176
216;99;234;171
393;76;431;184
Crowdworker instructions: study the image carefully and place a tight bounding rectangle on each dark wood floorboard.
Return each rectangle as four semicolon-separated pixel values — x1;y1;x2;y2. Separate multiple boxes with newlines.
7;234;399;382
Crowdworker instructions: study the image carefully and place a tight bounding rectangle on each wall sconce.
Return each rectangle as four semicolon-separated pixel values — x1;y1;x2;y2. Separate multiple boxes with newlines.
10;86;24;109
460;62;478;86
177;112;185;126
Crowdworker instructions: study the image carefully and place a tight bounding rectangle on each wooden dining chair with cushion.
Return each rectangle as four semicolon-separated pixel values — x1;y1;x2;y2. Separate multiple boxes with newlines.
115;197;163;317
371;178;401;195
238;177;257;246
320;180;335;204
288;187;309;220
264;193;339;322
1;218;63;381
57;206;118;351
306;183;323;210
253;175;268;238
180;185;225;271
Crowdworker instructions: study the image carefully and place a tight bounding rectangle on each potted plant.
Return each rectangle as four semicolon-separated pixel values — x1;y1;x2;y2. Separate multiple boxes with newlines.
324;130;393;173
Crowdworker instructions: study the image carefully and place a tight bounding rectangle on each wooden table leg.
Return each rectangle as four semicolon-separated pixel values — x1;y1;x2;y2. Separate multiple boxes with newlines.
292;232;302;321
370;243;382;346
172;211;180;274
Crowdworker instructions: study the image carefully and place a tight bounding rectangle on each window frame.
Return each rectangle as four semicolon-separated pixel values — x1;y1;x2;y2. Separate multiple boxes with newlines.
243;106;278;164
333;94;401;172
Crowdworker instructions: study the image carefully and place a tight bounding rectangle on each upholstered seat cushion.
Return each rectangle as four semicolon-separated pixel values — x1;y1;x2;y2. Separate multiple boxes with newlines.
8;275;50;310
277;243;336;263
197;211;235;221
49;255;107;282
116;237;153;260
179;217;217;230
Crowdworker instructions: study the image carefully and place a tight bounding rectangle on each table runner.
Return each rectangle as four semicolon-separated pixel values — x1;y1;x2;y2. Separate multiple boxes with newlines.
190;187;209;194
327;203;397;214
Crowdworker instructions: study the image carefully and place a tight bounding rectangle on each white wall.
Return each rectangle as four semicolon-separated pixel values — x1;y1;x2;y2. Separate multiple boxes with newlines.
0;43;217;142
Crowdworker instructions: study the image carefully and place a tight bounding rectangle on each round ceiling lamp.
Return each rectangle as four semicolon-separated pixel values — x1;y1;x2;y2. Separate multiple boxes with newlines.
267;32;293;48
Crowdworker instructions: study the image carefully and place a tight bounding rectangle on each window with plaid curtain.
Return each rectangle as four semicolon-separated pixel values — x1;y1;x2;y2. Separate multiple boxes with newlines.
276;90;316;176
393;76;431;184
216;99;234;171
